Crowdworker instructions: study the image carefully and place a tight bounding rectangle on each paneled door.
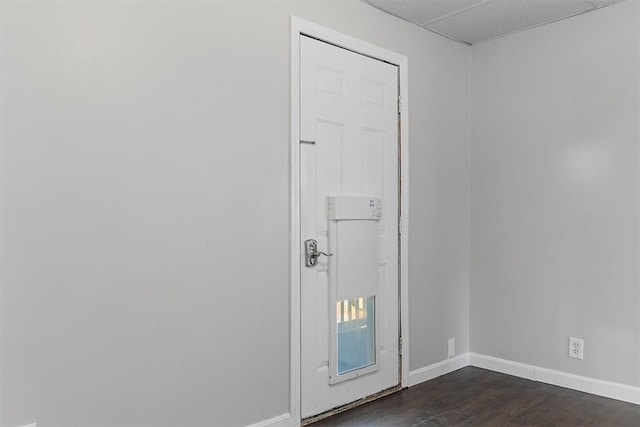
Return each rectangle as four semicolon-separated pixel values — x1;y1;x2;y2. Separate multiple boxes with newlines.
300;35;400;419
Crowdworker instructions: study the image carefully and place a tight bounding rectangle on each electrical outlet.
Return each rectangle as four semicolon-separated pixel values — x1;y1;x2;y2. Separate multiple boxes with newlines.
447;338;455;358
569;337;584;360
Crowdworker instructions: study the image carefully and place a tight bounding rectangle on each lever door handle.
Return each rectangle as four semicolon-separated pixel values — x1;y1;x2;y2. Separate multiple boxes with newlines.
304;239;333;267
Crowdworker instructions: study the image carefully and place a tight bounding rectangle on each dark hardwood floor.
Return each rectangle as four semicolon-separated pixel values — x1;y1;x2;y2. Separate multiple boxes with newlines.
311;367;640;426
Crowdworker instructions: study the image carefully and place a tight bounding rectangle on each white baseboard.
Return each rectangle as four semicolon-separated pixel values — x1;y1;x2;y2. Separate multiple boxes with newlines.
408;352;470;387
535;366;640;405
470;353;640;405
246;413;292;427
469;353;535;380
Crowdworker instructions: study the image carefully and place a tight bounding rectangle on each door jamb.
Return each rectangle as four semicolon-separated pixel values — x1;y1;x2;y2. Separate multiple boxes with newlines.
289;16;410;425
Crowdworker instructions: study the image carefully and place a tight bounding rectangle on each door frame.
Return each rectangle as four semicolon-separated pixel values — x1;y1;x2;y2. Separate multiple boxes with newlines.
289;16;410;425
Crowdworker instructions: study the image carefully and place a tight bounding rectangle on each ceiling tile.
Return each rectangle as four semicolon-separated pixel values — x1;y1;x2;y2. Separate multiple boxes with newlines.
427;0;595;44
363;0;487;25
588;0;626;7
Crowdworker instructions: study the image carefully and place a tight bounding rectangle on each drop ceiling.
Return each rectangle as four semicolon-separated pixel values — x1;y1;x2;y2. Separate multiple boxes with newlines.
361;0;627;44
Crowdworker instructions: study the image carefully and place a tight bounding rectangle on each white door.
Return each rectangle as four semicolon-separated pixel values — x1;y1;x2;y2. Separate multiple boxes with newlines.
300;35;400;419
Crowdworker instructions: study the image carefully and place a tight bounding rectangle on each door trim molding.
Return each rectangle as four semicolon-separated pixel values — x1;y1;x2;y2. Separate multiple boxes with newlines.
289;16;410;425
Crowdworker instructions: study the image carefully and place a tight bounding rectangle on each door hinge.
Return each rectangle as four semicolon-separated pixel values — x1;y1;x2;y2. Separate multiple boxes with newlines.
398;216;403;235
397;96;402;114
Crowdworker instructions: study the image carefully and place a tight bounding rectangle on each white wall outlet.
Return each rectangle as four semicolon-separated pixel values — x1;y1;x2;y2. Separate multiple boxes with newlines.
447;338;455;358
569;337;584;360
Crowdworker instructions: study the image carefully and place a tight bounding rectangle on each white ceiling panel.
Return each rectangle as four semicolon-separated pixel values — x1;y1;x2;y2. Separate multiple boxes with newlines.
361;0;628;44
428;0;594;44
589;0;627;6
363;0;487;25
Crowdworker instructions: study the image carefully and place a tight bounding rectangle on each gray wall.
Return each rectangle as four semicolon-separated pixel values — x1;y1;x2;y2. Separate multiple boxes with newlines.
470;0;640;387
0;1;471;426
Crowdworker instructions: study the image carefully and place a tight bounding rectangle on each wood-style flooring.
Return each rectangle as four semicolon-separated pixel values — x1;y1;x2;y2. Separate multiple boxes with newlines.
311;366;640;426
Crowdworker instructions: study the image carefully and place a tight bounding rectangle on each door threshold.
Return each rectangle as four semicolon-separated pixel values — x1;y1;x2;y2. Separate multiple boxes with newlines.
301;384;403;426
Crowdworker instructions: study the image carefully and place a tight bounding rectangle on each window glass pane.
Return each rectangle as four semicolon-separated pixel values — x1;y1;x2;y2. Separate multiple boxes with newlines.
336;296;375;375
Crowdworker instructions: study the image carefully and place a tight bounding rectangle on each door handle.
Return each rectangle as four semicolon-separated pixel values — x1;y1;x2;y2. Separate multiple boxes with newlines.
304;239;333;267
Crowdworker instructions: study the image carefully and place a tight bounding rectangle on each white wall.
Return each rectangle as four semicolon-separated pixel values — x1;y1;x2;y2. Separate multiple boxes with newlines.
0;1;471;426
471;0;640;387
